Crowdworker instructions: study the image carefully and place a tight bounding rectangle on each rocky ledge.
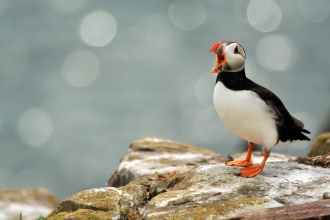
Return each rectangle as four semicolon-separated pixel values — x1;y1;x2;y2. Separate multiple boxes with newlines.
0;188;59;220
46;136;330;220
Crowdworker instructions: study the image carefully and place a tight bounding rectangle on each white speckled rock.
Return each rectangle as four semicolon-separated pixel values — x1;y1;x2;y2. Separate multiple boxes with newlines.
46;137;330;219
141;161;330;219
108;137;225;187
0;188;59;220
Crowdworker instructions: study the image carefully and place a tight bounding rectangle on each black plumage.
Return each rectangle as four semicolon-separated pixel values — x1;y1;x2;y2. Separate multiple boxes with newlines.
216;69;310;145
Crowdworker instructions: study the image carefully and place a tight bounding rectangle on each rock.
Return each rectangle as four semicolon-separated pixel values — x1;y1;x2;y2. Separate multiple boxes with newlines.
295;152;330;168
229;151;295;164
0;188;59;220
107;136;226;187
141;162;330;219
46;137;330;219
323;192;330;200
46;178;150;220
307;132;330;156
229;200;330;219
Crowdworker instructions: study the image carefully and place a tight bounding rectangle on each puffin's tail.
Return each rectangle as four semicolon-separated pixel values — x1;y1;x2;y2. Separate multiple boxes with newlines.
280;127;311;142
288;128;311;141
300;128;311;134
289;116;311;141
297;128;311;141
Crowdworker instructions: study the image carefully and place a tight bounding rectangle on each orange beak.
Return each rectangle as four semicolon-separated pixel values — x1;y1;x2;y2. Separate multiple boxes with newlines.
209;42;221;53
209;42;225;74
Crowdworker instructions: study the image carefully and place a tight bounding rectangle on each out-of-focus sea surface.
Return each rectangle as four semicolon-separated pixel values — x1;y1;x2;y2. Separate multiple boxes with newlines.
0;0;329;200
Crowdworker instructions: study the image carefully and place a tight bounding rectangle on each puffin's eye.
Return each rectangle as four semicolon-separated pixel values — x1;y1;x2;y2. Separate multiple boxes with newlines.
234;46;239;54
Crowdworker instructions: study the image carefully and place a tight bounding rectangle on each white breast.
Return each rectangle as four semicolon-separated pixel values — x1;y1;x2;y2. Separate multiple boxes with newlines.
213;81;278;150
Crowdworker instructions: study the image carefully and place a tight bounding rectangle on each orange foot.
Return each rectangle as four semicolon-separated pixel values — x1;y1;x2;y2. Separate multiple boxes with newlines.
226;159;252;167
240;165;264;178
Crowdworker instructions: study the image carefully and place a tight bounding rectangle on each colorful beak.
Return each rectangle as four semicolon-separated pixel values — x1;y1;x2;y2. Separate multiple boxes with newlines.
209;42;221;53
209;42;225;74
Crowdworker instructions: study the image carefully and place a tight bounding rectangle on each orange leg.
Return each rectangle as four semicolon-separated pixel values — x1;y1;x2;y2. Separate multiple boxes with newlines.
240;151;270;178
226;142;254;167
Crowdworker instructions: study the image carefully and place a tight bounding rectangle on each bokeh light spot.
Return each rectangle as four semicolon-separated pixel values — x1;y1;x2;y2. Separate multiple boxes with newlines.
169;0;206;31
18;109;52;147
114;27;150;62
256;35;295;72
62;50;99;87
298;0;330;22
80;11;117;47
247;0;281;32
49;0;85;13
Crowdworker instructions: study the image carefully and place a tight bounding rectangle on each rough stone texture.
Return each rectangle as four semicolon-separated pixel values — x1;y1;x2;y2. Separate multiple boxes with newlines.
140;162;330;219
46;178;150;220
46;136;330;219
0;188;59;220
229;199;330;219
295;152;330;168
229;151;295;164
307;132;330;156
108;136;226;187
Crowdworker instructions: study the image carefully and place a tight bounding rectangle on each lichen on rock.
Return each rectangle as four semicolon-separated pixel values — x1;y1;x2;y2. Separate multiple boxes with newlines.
307;132;330;156
46;136;330;219
46;178;150;220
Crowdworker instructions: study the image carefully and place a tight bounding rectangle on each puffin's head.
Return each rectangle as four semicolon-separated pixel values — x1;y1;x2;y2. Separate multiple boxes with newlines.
209;41;246;74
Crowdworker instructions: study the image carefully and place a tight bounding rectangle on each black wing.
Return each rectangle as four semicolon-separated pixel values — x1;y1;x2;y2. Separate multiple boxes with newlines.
246;79;311;143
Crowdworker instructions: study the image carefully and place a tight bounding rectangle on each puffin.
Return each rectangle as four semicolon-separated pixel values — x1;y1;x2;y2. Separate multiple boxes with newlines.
209;41;310;177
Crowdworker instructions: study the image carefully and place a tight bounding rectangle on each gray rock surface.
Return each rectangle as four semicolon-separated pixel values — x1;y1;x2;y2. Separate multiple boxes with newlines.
0;188;59;220
47;137;330;219
141;162;330;219
108;136;226;187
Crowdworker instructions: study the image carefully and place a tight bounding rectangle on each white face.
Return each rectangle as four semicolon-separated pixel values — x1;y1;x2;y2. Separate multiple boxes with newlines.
223;43;246;72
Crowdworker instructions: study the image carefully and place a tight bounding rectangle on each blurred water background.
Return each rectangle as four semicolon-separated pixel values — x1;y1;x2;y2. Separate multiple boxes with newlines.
0;0;329;200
